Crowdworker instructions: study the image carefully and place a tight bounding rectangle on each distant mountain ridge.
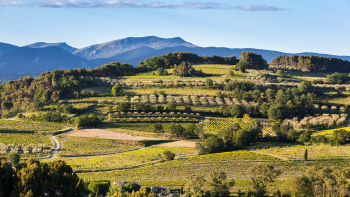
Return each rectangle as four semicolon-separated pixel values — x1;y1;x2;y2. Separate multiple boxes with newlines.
0;43;19;56
1;36;350;82
73;36;197;60
25;42;77;53
0;46;97;81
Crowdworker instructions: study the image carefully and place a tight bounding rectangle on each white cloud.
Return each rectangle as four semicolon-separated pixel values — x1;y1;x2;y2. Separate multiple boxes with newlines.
0;0;287;11
235;5;287;11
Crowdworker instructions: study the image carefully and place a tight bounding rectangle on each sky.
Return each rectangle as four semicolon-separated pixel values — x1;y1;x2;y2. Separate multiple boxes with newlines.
0;0;349;56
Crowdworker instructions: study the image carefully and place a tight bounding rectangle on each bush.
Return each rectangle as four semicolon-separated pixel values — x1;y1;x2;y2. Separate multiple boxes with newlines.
163;150;175;161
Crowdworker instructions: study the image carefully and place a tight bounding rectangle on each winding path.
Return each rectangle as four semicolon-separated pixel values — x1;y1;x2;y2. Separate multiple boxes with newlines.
49;128;75;159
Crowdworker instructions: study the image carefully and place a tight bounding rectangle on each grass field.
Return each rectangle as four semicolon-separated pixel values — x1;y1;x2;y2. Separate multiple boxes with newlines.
59;136;144;156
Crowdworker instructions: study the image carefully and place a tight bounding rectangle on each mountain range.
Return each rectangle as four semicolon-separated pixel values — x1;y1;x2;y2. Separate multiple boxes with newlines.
1;36;350;82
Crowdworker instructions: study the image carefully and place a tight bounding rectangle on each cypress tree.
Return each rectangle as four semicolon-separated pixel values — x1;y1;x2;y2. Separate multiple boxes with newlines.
304;148;308;161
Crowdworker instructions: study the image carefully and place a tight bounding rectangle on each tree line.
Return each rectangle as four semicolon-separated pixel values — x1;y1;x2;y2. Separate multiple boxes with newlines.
271;55;350;72
137;52;239;72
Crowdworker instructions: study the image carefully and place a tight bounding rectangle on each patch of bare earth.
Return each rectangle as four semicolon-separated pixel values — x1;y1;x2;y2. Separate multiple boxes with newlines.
155;140;196;148
66;129;159;141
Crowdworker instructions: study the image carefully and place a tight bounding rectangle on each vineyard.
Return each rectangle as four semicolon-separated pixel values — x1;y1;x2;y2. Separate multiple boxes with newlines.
251;144;350;160
59;136;144;156
48;146;196;171
77;150;303;188
0;120;64;132
0;133;52;146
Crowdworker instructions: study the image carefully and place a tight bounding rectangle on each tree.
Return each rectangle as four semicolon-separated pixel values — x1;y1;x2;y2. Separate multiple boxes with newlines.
267;104;286;121
7;152;20;165
239;52;268;70
207;171;234;197
304;148;308;161
306;166;350;196
205;78;213;87
156;67;168;76
88;181;110;196
153;122;164;133
117;102;131;112
169;123;184;137
123;183;141;193
237;59;249;72
281;176;312;197
298;81;312;95
204;137;225;154
185;175;206;197
111;84;123;96
12;158;46;197
166;102;177;111
0;158;14;197
44;160;85;197
229;104;243;118
163;150;175;161
249;164;281;197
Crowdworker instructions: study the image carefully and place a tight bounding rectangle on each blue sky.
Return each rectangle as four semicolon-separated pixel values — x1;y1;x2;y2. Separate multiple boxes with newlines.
0;0;349;55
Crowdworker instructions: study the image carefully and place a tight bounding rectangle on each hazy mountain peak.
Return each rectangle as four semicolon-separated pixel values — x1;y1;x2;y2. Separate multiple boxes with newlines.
25;42;77;53
73;36;197;60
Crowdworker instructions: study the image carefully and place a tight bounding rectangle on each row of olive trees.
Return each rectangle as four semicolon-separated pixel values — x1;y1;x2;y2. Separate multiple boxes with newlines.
0;144;51;155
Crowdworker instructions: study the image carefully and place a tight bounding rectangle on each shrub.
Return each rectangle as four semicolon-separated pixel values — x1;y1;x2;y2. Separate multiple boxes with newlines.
163;150;175;161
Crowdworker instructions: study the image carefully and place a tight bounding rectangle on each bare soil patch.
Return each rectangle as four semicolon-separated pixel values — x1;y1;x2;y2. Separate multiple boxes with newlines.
66;129;159;141
155;140;196;148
